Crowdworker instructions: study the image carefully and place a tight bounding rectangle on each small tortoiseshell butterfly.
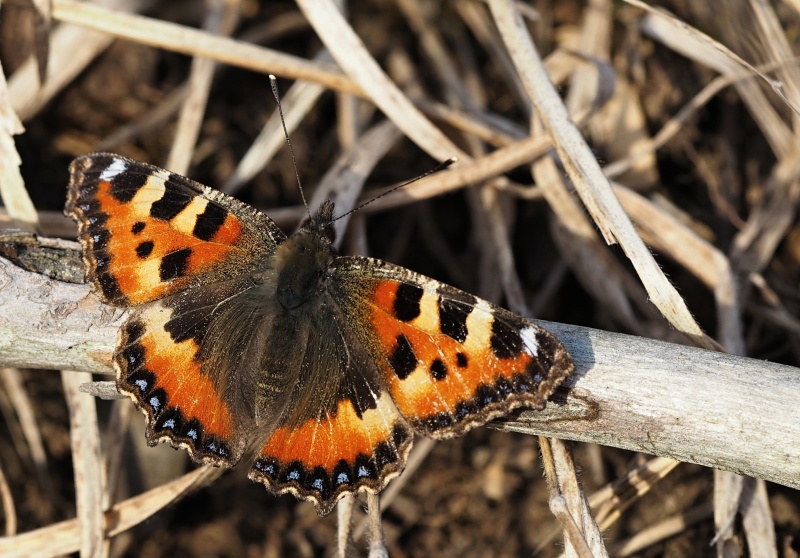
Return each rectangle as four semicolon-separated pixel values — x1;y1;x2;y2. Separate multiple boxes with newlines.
65;153;574;515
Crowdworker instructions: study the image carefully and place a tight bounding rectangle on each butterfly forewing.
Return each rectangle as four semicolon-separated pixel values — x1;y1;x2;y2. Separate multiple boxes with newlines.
331;257;574;438
66;153;284;306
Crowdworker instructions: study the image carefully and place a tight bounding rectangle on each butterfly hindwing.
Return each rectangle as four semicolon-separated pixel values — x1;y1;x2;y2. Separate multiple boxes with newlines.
66;153;286;306
331;258;575;439
116;278;264;467
248;299;413;515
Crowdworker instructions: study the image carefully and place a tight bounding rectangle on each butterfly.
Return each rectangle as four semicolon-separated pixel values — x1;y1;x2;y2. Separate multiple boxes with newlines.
65;152;574;515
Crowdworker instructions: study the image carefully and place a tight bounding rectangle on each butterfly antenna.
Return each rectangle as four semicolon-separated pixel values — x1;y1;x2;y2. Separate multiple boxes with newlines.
269;74;311;220
333;156;457;223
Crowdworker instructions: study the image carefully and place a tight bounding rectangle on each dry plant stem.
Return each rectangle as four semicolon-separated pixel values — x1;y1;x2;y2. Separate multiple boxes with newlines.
610;502;714;557
336;496;355;558
367;493;387;558
731;157;800;280
534;146;664;338
637;9;793;157
715;470;743;547
628;0;798;133
456;0;532;118
413;97;525;147
742;478;778;558
535;456;681;555
0;464;223;557
538;437;601;558
353;437;437;541
0;464;15;536
603;67;757;180
591;457;680;529
714;468;745;557
395;0;469;109
488;0;717;350
551;439;607;557
0;58;36;230
62;370;106;558
51;0;364;97
30;0;53;85
295;0;465;162
166;0;240;174
97;86;189;152
269;121;583;226
3;257;800;488
749;0;800;109
0;257;123;374
613;184;744;353
103;400;132;506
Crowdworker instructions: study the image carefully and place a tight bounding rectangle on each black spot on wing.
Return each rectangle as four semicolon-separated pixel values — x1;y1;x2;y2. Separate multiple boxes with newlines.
135;240;154;259
388;334;417;379
108;170;148;203
159;248;192;281
393;283;423;321
149;177;193;221
97;270;125;304
163;304;212;346
193;202;228;241
490;315;524;359
456;352;468;368
430;358;447;380
131;221;146;234
342;373;379;419
438;296;473;343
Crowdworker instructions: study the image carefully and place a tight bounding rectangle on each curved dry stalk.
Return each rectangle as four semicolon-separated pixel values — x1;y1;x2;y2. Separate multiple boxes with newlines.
0;465;15;537
51;0;364;97
0;58;36;231
61;370;106;558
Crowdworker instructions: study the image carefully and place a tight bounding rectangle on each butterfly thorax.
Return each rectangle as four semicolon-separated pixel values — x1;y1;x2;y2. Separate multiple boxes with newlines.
272;201;337;311
273;230;334;310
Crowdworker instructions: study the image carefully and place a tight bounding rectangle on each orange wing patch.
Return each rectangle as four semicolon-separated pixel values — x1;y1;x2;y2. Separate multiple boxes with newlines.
368;278;573;438
249;392;412;516
116;301;244;467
